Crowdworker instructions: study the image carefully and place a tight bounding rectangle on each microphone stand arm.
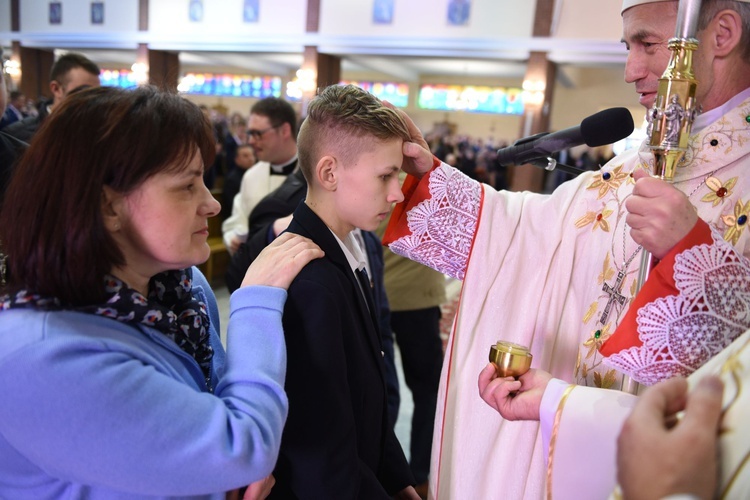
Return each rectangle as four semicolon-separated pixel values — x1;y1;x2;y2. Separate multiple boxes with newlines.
527;157;588;176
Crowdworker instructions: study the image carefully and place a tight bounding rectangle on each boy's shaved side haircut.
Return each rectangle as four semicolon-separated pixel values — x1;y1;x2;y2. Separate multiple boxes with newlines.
297;84;411;183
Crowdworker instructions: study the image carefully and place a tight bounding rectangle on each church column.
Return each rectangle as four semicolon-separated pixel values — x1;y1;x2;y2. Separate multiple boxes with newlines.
147;49;179;91
138;0;179;91
301;0;341;114
9;0;54;102
17;44;54;102
302;46;341;90
139;0;148;32
509;0;557;193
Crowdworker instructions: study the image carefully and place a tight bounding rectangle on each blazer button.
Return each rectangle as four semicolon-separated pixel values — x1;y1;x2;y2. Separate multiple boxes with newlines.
381;350;385;357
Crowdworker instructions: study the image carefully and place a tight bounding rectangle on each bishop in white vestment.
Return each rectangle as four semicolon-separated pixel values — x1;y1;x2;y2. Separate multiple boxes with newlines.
383;90;750;499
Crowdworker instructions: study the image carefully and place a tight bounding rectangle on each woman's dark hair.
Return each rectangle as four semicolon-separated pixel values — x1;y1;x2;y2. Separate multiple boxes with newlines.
0;86;216;305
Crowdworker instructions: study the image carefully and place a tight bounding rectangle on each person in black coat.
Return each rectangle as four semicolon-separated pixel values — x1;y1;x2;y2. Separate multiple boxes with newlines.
226;160;402;429
267;84;418;499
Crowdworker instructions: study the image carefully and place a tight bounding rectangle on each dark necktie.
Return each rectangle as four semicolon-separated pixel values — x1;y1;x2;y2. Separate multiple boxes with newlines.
355;268;375;317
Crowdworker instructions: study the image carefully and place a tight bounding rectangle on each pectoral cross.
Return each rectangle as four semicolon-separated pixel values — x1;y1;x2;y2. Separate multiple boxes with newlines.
600;271;628;325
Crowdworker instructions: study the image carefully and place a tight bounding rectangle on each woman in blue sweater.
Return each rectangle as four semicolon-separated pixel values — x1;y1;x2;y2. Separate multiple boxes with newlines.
0;86;322;499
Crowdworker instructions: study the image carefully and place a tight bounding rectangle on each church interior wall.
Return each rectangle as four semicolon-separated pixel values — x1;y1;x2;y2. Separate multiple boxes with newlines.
0;0;640;145
0;0;10;33
18;0;138;33
319;0;535;40
149;0;306;38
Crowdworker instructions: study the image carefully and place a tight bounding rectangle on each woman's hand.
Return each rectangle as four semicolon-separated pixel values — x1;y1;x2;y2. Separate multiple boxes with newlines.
477;365;553;421
241;232;324;290
242;474;275;500
271;214;294;238
393;485;421;500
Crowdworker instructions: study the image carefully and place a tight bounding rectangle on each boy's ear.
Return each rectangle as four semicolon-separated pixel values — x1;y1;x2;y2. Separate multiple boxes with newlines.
101;185;125;233
315;155;338;191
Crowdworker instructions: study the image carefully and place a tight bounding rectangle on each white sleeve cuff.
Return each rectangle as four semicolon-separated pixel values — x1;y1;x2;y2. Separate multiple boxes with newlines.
540;377;571;464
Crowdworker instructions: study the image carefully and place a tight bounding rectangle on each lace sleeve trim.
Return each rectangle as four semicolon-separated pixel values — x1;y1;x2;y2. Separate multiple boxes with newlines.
604;228;750;385
388;164;482;280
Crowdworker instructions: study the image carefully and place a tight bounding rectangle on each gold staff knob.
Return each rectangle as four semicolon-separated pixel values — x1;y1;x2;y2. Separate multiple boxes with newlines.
488;341;533;378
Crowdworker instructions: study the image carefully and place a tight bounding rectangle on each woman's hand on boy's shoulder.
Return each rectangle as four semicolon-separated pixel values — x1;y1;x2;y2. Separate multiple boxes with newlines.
241;474;275;500
393;485;422;500
241;232;324;290
272;214;294;238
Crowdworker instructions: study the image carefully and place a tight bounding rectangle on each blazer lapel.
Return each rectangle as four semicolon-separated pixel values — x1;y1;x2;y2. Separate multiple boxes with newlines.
289;203;384;364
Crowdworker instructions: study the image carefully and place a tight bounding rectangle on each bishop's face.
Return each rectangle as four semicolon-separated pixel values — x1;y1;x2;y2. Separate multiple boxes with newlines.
622;2;679;110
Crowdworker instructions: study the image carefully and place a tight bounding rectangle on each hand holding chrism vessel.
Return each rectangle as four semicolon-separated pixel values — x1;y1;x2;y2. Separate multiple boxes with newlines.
489;341;533;378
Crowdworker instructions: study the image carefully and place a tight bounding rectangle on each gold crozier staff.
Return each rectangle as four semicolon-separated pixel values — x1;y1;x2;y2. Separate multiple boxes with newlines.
623;0;703;394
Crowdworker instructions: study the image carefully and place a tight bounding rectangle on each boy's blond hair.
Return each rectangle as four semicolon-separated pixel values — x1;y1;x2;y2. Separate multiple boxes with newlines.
297;84;411;184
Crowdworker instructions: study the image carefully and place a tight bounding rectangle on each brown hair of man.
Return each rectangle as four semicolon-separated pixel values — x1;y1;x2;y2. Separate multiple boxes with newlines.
297;84;411;185
250;96;298;140
0;86;215;306
50;52;101;85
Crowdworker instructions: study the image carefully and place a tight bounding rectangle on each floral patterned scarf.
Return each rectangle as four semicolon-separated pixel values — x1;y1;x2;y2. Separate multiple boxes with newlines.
0;268;214;389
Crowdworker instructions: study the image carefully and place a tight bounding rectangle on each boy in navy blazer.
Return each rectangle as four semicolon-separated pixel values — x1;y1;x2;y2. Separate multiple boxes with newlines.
269;84;418;499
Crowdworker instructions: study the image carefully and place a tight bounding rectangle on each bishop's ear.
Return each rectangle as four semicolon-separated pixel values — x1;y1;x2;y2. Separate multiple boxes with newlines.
710;8;743;57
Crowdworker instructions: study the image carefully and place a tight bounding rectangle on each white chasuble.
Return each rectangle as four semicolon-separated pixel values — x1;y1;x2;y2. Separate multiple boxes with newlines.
545;326;750;499
384;93;750;499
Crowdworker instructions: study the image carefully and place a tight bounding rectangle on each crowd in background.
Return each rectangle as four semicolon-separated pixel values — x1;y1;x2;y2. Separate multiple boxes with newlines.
199;107;250;193
0;82;614;209
0;90;38;130
426;129;615;193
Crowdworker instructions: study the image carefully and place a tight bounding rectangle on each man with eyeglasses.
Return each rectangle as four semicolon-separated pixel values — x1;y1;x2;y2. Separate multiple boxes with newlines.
222;97;299;255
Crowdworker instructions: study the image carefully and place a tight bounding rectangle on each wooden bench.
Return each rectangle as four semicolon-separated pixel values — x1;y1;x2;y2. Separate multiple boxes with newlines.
201;237;229;283
198;189;230;283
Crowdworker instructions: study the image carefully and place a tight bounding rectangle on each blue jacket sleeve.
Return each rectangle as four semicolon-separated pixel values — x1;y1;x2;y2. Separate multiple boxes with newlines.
0;284;288;496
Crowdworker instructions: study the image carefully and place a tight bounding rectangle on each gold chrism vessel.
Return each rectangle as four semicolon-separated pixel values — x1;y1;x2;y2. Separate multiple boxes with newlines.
489;341;533;378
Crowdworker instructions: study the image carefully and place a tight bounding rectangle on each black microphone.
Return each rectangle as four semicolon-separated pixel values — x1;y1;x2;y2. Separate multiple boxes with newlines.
496;108;635;166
